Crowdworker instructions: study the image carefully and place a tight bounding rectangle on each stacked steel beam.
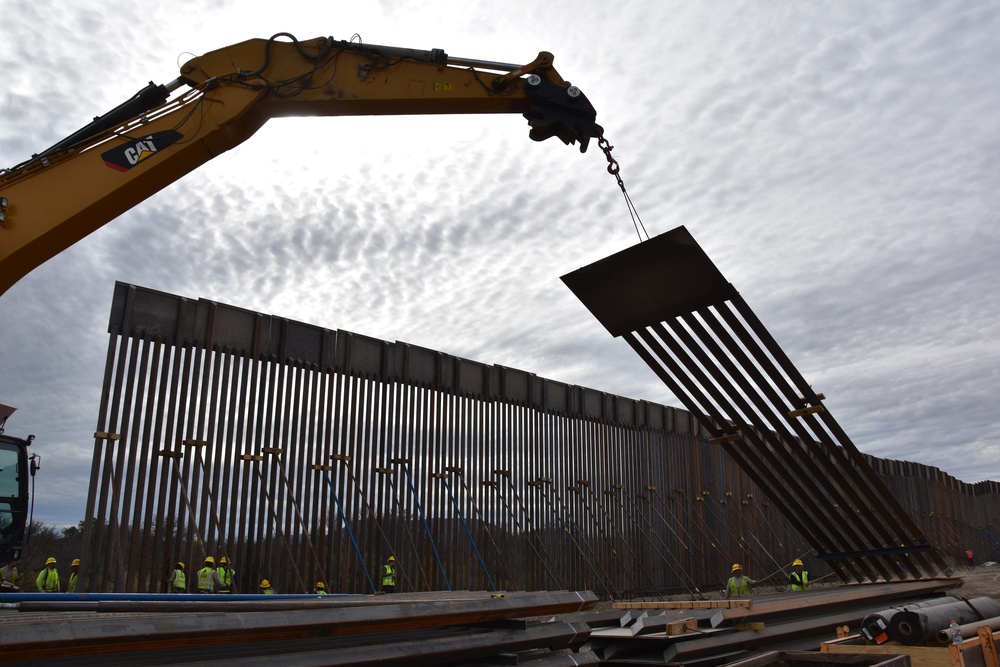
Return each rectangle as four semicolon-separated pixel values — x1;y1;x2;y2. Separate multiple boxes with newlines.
0;590;598;664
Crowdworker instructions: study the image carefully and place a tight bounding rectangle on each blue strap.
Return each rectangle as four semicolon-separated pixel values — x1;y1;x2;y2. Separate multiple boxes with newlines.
401;463;450;591
442;476;496;591
322;472;376;593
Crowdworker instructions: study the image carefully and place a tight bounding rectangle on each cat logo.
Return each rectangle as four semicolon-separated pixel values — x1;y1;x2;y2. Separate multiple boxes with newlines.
102;130;182;172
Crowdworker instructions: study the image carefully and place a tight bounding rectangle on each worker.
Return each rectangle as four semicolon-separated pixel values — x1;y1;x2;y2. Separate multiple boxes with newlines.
0;559;19;588
168;561;186;593
788;559;810;591
214;556;235;593
67;558;80;593
259;579;274;594
197;556;216;594
314;581;327;595
724;563;754;598
381;555;397;594
36;557;60;593
967;548;975;570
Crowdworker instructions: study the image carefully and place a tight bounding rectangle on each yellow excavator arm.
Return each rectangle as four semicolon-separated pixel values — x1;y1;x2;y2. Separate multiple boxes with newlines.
0;33;601;296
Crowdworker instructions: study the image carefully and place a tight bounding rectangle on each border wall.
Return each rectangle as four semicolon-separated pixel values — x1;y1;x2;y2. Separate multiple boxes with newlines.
79;283;1000;596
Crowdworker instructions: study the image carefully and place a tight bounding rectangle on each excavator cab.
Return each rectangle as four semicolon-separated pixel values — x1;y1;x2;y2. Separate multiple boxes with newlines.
0;405;35;563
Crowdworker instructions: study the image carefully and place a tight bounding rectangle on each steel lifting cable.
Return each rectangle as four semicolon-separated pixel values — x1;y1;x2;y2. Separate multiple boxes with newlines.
436;473;497;591
100;446;133;591
981;521;1000;560
249;462;309;594
598;130;647;243
622;490;704;599
535;479;620;599
449;471;520;589
529;480;610;596
721;488;755;564
483;479;549;590
161;454;213;566
267;454;328;586
919;513;950;553
648;487;721;587
640;487;700;562
967;523;1000;558
600;487;665;596
254;463;310;594
935;513;965;554
693;492;751;567
737;490;797;575
397;460;451;591
319;470;376;593
741;494;796;567
697;492;759;579
571;483;642;596
628;492;706;600
665;490;731;562
755;551;814;587
942;517;985;558
702;491;787;584
491;473;563;590
377;467;432;592
944;515;988;558
732;491;797;581
186;445;233;562
616;489;682;596
333;456;408;587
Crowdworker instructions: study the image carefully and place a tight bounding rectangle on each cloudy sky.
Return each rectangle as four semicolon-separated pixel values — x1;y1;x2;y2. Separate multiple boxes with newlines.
1;1;997;528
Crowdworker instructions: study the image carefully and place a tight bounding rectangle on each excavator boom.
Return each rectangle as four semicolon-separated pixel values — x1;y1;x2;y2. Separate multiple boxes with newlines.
0;34;600;296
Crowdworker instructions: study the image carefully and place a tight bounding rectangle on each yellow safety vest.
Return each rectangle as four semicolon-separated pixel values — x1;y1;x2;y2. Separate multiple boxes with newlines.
1;566;18;585
382;564;396;587
197;566;214;592
217;568;233;592
789;570;809;591
36;567;60;593
67;572;78;593
727;575;750;597
171;569;186;591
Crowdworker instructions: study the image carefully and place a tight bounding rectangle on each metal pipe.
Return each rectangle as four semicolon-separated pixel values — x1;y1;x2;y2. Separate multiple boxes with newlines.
891;597;1000;645
937;615;1000;643
446;56;522;71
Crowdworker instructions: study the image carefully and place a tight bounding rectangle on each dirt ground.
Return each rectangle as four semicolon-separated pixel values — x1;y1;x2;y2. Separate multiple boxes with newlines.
951;563;1000;600
592;565;1000;610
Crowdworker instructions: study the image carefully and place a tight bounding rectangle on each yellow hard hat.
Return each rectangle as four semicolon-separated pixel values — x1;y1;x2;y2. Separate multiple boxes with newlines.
176;561;185;570
315;581;325;590
45;557;57;565
792;559;803;566
387;555;396;562
260;579;271;588
219;557;228;565
204;556;215;565
71;559;81;567
731;563;742;572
